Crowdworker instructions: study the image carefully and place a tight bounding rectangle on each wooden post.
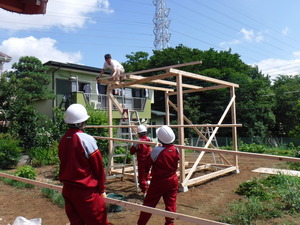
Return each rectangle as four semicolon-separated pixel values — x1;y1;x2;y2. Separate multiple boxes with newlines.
230;87;239;172
165;91;170;125
176;73;186;191
107;85;113;169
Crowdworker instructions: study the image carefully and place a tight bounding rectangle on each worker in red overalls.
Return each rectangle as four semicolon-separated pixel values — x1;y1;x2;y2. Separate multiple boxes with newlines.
130;125;152;195
137;126;180;225
58;104;110;225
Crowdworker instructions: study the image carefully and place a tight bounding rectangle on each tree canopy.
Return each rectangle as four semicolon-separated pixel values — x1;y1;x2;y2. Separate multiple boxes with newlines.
123;45;298;142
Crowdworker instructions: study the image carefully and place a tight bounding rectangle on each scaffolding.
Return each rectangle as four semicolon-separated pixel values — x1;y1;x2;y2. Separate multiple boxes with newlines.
94;61;241;191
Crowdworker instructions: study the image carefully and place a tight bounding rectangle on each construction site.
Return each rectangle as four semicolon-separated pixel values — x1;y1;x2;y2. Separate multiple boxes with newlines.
1;62;300;225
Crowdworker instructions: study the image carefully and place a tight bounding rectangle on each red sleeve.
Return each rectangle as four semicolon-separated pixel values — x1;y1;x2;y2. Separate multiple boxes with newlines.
89;149;106;193
130;145;137;155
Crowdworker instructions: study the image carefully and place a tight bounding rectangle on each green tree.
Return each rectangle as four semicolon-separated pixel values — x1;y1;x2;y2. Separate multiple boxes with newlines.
0;56;55;150
147;45;274;140
123;51;150;73
272;75;300;137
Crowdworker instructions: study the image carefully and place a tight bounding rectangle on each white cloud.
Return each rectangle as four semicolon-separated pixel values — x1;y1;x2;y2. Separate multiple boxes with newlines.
240;28;264;42
0;36;82;71
0;0;114;31
253;58;300;81
220;39;241;47
282;27;289;36
293;51;300;58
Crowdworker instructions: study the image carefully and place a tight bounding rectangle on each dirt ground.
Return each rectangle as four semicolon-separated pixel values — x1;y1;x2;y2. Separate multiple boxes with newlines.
0;153;297;225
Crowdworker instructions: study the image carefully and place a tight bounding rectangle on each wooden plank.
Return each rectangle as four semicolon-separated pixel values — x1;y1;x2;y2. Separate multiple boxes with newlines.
86;124;243;129
0;172;63;192
168;85;229;96
113;72;175;88
169;68;239;88
252;167;300;177
93;136;300;164
0;172;228;225
121;61;202;76
126;84;174;92
129;74;202;89
104;198;228;225
186;166;237;187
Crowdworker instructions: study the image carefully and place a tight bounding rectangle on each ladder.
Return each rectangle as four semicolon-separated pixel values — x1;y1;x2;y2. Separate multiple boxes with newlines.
195;126;224;164
106;108;140;191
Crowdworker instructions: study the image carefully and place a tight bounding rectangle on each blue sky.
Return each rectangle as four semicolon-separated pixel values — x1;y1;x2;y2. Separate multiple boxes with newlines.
1;0;300;81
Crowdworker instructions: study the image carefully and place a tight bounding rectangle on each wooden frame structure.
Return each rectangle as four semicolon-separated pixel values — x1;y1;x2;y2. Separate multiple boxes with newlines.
97;61;242;191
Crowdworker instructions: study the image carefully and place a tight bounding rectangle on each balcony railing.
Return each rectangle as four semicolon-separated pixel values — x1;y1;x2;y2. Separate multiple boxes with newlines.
85;93;146;111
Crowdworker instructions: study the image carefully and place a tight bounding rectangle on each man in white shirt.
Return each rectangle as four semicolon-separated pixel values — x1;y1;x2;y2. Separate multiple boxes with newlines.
99;54;125;85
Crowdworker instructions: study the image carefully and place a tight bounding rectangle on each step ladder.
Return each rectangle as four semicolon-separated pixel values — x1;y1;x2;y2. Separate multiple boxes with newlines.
106;107;140;191
195;126;224;164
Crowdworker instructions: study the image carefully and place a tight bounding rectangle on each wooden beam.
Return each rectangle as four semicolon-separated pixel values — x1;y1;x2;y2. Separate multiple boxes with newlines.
93;136;300;163
124;84;174;92
113;72;175;88
97;78;174;92
129;74;202;89
86;124;242;129
122;61;202;76
177;73;186;185
175;145;300;164
186;166;237;187
169;69;239;88
231;87;239;170
168;85;229;96
0;172;228;225
168;100;216;149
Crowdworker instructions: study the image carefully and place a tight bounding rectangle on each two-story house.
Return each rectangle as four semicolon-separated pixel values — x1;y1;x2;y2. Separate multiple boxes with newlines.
38;61;167;134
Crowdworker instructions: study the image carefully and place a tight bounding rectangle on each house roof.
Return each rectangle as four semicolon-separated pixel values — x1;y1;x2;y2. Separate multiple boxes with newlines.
0;0;48;14
0;52;12;62
44;61;101;73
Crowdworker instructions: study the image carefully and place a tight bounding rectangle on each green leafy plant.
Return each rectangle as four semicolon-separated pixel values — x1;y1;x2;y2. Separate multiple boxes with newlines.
29;142;59;166
221;174;300;224
113;146;132;164
0;133;22;169
15;165;37;180
41;188;65;208
239;141;267;153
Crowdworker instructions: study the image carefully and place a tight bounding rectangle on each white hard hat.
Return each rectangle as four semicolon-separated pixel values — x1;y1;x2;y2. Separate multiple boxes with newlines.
64;104;90;124
137;125;147;133
156;126;175;144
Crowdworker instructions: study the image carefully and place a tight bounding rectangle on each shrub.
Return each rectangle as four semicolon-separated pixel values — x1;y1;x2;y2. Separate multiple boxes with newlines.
113;145;132;164
235;178;272;201
15;165;37;180
29;142;59;166
223;174;300;224
0;176;34;189
41;188;65;208
221;196;283;225
0;133;22;169
287;145;300;170
239;142;267;153
85;106;109;151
